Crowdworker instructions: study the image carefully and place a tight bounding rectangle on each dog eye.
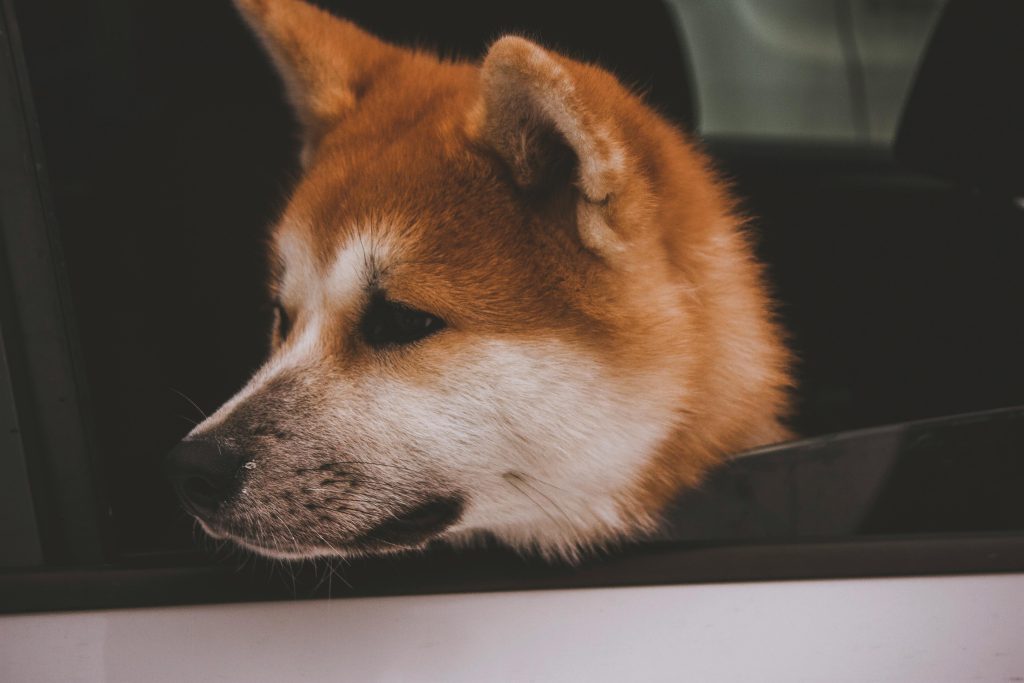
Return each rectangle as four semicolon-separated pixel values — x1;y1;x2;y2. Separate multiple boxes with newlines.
361;294;445;348
274;303;292;341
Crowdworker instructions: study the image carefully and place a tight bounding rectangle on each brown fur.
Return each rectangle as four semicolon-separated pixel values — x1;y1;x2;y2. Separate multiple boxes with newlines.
234;0;791;537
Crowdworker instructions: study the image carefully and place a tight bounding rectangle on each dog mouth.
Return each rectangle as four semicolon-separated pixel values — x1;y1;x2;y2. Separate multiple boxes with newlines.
354;497;465;550
203;496;465;559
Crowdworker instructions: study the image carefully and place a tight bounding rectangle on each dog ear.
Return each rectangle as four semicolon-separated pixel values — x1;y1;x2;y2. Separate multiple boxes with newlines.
233;0;400;162
474;36;642;257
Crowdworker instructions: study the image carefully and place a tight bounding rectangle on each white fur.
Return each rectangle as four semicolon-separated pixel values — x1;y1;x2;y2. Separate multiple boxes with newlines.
191;234;381;434
189;316;322;434
333;338;678;559
276;229;318;307
191;227;680;560
325;233;388;304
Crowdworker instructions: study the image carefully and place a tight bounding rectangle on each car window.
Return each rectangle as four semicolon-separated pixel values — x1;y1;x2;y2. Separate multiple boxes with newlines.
2;0;1022;612
671;0;947;144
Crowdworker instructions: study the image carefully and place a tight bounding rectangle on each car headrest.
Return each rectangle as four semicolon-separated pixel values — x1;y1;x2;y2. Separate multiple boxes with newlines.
894;0;1024;194
321;0;698;131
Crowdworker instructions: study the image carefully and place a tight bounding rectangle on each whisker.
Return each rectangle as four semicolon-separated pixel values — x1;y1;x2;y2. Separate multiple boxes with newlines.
301;489;398;509
520;473;574;496
313;460;422;474
515;474;578;530
169;387;210;420
364;534;405;549
505;475;567;534
310;533;354;592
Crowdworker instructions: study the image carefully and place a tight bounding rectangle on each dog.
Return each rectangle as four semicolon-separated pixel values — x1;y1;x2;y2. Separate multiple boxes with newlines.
165;0;793;562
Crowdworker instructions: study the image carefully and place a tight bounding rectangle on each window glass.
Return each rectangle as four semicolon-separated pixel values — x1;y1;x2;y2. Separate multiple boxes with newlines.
670;0;947;144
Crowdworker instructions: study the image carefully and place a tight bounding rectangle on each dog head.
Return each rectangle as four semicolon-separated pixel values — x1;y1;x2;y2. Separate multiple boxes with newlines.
165;0;791;561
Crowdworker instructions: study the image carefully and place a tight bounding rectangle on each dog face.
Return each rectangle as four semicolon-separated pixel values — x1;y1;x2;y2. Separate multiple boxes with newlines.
166;0;792;561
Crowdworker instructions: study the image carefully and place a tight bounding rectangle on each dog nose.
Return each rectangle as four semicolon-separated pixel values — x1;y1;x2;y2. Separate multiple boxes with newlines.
165;439;247;519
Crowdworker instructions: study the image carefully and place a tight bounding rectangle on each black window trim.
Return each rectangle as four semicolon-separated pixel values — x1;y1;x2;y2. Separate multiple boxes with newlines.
0;0;107;567
3;533;1024;615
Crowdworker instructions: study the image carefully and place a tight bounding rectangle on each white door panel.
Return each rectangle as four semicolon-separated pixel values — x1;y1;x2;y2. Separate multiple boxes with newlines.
3;573;1023;682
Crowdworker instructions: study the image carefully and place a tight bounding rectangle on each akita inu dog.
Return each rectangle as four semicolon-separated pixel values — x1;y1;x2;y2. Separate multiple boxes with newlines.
166;0;792;561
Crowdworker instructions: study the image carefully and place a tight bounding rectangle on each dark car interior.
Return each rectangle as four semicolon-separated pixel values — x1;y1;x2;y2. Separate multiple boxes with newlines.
2;0;1023;610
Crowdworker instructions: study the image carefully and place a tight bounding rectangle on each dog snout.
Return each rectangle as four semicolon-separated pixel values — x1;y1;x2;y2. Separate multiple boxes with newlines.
165;439;248;520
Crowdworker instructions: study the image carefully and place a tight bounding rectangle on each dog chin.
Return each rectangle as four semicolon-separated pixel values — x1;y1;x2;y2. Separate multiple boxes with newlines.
195;517;229;541
240;536;365;561
192;494;469;560
196;519;456;561
224;532;440;561
193;519;315;559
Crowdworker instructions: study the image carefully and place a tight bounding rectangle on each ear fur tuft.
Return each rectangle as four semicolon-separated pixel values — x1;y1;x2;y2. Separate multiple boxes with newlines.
233;0;400;158
476;36;635;255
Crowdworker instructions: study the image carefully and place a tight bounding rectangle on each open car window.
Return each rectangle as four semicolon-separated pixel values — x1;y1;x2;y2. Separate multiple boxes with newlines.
1;0;1022;613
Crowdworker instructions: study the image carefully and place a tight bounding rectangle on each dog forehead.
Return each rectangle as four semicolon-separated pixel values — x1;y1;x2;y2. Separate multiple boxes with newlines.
273;221;394;305
266;132;602;337
270;137;487;278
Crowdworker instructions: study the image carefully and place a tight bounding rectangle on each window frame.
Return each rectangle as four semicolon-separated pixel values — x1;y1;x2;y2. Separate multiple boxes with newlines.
0;0;107;568
1;0;1023;616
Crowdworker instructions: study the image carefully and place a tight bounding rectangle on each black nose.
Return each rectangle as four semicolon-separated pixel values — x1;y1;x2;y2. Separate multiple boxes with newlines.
165;439;247;520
